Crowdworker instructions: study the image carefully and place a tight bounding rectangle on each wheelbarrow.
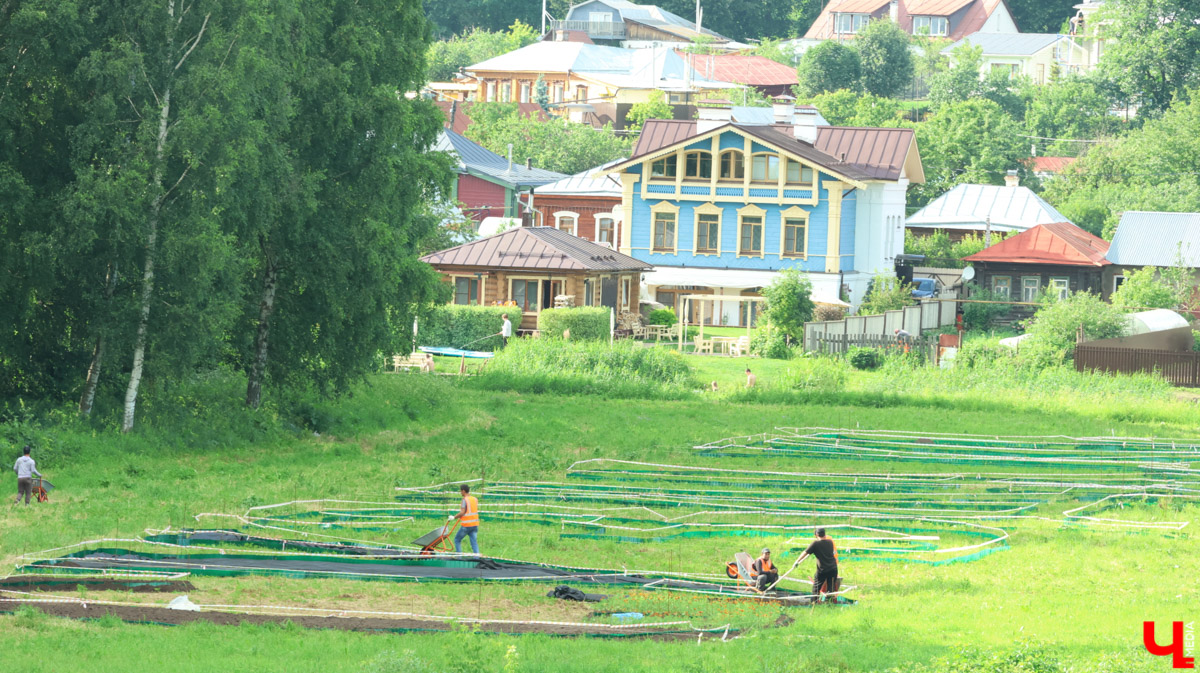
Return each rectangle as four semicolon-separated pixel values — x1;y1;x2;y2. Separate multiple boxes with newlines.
413;517;459;556
31;477;54;503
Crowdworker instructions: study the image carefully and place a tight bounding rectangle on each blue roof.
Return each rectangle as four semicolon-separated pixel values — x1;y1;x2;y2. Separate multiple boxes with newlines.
942;33;1064;57
434;129;566;188
1106;211;1200;268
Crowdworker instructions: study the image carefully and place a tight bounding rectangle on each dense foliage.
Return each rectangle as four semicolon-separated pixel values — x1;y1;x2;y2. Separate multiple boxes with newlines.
647;309;678;326
537;307;611;341
425;21;538;81
464;104;632;175
480;338;697;396
859;275;914;315
855;20;914;98
1024;292;1128;361
625;91;673;132
796;41;861;96
761;269;815;343
417;305;510;352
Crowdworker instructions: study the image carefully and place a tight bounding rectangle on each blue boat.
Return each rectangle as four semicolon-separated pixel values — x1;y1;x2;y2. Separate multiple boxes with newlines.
419;346;494;359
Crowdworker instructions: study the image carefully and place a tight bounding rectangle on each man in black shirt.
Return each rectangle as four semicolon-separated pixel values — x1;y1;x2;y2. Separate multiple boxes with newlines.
794;528;839;600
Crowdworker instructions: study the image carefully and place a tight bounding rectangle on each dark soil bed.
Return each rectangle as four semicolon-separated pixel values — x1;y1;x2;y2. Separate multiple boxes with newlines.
1;600;724;641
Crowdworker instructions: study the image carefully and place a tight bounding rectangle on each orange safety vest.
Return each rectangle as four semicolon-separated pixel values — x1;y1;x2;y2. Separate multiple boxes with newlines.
757;557;773;573
460;495;479;527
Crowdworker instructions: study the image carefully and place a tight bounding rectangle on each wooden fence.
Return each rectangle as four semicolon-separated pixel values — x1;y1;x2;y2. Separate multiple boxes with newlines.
1074;345;1200;387
813;334;936;359
803;300;957;352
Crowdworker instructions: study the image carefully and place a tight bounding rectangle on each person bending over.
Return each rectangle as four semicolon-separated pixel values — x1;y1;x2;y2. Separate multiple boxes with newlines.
795;528;839;600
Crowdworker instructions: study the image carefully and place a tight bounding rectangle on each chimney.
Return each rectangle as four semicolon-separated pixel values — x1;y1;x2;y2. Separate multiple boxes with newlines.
772;94;796;125
526;158;533;169
1004;169;1019;187
889;0;899;22
696;99;733;133
794;112;818;144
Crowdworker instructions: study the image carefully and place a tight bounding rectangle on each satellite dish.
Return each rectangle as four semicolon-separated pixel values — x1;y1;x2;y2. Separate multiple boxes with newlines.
962;265;976;281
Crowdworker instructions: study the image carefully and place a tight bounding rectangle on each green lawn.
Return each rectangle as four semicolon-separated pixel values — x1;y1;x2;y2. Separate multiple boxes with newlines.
1;364;1196;672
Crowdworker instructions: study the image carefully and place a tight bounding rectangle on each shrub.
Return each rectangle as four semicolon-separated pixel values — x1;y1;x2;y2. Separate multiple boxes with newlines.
859;274;913;315
647;308;677;326
762;269;815;342
750;328;792;359
813;304;846;322
537;307;609;341
418;305;509;352
1024;292;1127;362
782;356;849;392
961;284;1011;330
955;338;1013;369
479;338;697;396
847;347;883;370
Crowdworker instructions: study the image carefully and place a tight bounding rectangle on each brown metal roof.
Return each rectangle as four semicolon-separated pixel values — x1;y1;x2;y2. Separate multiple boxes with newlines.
822;0;892;12
627;120;915;183
420;227;651;272
963;222;1111;267
814;127;916;181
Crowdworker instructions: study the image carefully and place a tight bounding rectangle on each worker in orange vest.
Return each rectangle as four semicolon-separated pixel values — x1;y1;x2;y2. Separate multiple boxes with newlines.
753;548;778;592
451;483;480;554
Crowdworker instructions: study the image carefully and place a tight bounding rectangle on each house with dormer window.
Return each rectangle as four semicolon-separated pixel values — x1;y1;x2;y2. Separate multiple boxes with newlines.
600;100;923;323
804;0;1017;42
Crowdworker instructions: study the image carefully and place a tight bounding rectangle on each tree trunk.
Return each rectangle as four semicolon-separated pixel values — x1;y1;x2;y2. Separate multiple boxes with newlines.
245;258;279;409
80;262;118;417
122;88;171;433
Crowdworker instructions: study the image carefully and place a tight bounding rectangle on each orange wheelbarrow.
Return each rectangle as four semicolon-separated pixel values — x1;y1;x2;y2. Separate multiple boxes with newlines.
31;477;54;503
413;518;459;556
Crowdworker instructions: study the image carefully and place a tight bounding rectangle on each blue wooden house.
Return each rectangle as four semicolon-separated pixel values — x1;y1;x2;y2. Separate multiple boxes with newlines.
602;101;923;323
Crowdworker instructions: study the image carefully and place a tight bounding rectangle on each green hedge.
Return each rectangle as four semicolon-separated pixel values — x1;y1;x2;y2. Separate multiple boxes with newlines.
537;307;610;341
417;305;509;351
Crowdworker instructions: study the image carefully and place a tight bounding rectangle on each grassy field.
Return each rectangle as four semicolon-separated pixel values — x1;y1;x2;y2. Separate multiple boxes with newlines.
2;356;1197;672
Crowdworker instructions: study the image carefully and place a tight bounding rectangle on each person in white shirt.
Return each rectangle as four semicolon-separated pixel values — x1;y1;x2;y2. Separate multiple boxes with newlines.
500;314;512;347
13;445;42;506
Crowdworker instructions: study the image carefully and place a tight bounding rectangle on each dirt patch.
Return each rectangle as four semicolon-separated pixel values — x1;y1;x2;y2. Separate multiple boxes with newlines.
0;579;195;593
1;601;720;641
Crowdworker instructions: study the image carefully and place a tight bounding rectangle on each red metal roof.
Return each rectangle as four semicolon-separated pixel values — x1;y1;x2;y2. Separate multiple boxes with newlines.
1025;156;1077;173
962;222;1111;267
420;227;651;272
630;119;699;160
906;0;974;15
679;52;798;87
805;0;1010;40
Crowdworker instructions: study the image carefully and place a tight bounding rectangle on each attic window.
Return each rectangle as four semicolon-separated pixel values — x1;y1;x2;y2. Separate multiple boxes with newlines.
835;13;869;34
912;16;948;36
651;155;677;179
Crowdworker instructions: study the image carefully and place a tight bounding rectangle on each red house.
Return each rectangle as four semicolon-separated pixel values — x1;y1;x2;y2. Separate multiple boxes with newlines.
434;128;565;225
962;221;1110;302
530;160;625;248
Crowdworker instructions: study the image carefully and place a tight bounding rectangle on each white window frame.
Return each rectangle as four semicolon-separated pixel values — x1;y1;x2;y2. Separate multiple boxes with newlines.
553;210;579;236
519;81;531;103
1050;276;1070;300
912;15;948;36
1112;274;1126;294
835;12;869;34
485;81;496;102
693;202;722;256
620;276;632;310
596;215;616;247
1021;276;1040;303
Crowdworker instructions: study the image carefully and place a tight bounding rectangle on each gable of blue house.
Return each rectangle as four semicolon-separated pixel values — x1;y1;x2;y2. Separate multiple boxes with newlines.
613;126;864;275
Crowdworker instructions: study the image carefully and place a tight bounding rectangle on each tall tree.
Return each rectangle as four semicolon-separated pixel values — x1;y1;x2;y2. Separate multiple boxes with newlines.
910;99;1032;209
237;0;454;408
795;41;861;97
1005;0;1078;32
854;19;913;98
1097;0;1200;115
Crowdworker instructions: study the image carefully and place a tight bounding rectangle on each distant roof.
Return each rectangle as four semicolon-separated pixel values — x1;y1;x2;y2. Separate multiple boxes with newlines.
421;226;652;272
942;32;1063;56
466;42;734;91
541;29;594;44
1025;156;1077;174
804;0;1013;41
567;0;728;41
434;129;566;188
626;119;917;183
906;184;1069;232
436;101;548;135
963;222;1110;266
727;105;827;126
1106;211;1200;268
678;51;798;87
534;159;625;197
